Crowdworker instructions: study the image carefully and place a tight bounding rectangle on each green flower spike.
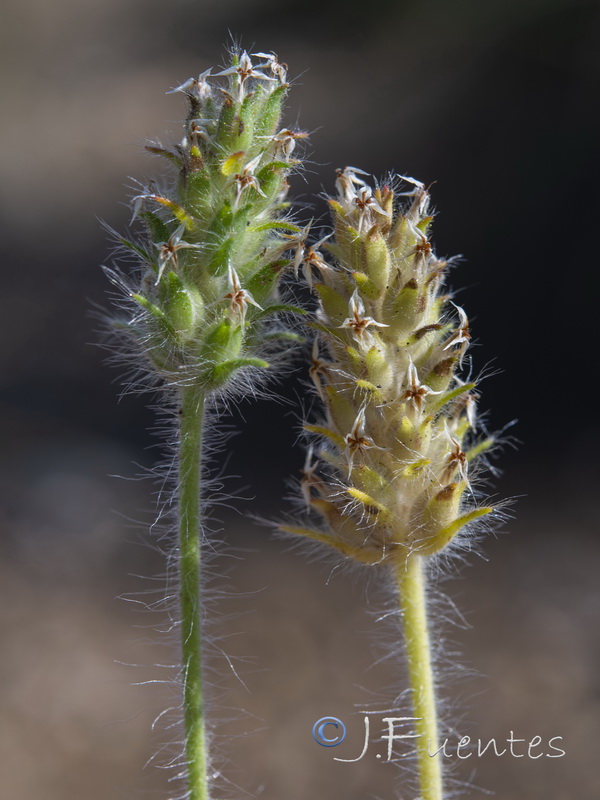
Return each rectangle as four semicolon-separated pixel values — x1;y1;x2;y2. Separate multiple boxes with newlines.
282;169;498;800
113;51;306;393
106;49;306;800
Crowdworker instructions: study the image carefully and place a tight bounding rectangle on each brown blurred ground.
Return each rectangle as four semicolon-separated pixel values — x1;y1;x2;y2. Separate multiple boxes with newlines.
1;499;599;799
1;0;599;797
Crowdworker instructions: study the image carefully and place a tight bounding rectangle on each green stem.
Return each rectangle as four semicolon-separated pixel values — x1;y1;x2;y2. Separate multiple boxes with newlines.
178;384;209;800
394;554;442;800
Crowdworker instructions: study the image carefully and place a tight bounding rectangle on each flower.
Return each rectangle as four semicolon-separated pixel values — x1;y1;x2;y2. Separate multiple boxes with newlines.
282;172;495;564
339;291;389;346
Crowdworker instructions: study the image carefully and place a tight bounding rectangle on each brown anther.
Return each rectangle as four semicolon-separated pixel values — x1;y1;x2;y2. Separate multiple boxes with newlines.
435;483;458;502
153;223;201;284
309;354;328;378
159;241;178;261
453;391;480;413
309;342;331;398
425;260;448;285
234;173;255;191
442;435;469;485
224;287;247;315
222;265;262;322
340;291;389;343
415;239;432;256
347;316;370;337
402;359;441;410
271;129;309;158
300;450;323;507
344;408;381;474
442;305;471;366
220;89;234;106
354;191;372;213
345;431;376;456
413;323;442;340
433;357;455;377
237;64;254;82
189;122;208;140
452;391;480;428
304;246;327;269
402;385;430;410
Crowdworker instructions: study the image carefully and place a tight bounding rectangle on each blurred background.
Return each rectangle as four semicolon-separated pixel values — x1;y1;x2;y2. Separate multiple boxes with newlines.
1;0;599;798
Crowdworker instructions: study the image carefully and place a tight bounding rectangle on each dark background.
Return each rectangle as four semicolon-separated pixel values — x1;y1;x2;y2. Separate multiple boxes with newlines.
1;1;599;798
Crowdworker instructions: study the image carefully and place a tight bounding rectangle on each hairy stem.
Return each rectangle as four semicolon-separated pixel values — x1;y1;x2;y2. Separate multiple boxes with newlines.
394;554;442;800
178;384;209;800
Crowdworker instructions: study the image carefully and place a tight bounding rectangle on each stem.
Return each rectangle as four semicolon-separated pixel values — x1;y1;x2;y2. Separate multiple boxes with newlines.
394;554;442;800
178;384;209;800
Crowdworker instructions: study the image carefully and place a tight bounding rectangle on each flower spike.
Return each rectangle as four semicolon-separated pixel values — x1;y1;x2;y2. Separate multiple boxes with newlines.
286;167;498;568
282;167;502;800
106;49;307;800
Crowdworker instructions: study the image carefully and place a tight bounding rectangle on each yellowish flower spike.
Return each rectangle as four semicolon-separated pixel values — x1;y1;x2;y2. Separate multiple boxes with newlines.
286;171;495;564
281;169;501;800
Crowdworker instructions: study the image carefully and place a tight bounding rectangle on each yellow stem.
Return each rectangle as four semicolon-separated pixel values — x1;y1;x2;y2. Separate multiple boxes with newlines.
394;554;443;800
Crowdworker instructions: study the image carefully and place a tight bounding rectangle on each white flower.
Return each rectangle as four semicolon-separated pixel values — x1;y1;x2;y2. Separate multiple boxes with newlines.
153;223;202;284
232;154;267;207
441;424;470;487
339;291;389;346
402;358;442;411
308;340;331;401
301;234;333;288
344;406;384;475
397;175;430;219
222;264;262;324
215;51;275;100
267;128;309;159
252;52;288;84
443;302;471;365
335;166;370;203
353;186;390;233
167;69;213;102
300;445;320;507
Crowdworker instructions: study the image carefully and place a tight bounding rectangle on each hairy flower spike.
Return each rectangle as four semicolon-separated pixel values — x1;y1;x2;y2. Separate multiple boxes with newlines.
105;51;308;800
110;48;306;393
283;170;496;564
280;169;503;800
